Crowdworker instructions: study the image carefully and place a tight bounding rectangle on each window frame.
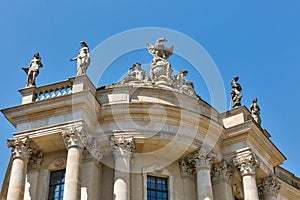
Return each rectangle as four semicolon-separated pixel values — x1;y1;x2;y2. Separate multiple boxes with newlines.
142;164;174;200
147;175;168;200
48;169;66;200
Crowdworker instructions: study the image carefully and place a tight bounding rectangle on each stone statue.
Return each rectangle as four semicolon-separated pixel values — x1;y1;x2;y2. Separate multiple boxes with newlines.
231;76;243;108
22;52;43;87
174;70;188;86
70;41;90;76
146;38;174;84
119;63;147;84
250;98;261;125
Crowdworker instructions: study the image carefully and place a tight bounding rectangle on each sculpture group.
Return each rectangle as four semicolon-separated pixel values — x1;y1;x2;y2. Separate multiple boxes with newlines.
120;38;198;98
21;38;262;124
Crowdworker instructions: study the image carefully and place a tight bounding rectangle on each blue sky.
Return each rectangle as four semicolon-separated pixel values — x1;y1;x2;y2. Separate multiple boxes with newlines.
1;1;300;187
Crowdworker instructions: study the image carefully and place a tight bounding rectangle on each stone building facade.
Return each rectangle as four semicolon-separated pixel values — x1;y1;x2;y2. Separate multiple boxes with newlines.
1;40;300;200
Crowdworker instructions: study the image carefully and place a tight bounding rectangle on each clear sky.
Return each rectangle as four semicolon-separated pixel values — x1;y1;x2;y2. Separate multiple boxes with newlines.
1;0;300;187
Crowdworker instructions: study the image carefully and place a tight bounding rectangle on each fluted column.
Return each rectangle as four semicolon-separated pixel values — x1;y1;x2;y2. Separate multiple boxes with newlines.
258;176;281;200
234;151;260;200
110;135;135;200
211;161;234;200
62;128;84;200
6;137;32;200
194;152;215;200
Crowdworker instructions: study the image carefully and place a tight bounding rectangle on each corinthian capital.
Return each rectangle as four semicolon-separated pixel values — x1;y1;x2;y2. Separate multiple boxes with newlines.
194;152;216;171
179;157;196;178
234;150;259;176
258;176;281;198
109;135;135;157
61;127;84;149
212;160;233;183
7;137;32;160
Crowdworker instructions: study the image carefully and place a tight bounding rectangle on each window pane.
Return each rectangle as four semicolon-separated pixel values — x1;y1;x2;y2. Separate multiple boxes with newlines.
147;176;168;200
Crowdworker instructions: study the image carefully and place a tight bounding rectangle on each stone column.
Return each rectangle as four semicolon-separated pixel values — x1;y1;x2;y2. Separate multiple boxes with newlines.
211;161;234;200
110;135;135;200
234;151;260;200
62;128;84;200
258;176;281;200
6;137;32;200
194;152;215;200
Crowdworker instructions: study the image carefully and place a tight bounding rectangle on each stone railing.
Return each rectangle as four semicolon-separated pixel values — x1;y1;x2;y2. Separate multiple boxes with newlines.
35;81;72;102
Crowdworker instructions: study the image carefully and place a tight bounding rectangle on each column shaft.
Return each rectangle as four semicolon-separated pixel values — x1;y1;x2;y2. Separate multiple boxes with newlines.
197;168;214;200
242;174;259;200
7;158;28;200
64;146;82;200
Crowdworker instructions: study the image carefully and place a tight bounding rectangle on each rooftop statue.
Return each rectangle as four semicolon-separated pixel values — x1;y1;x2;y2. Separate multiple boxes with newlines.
231;76;243;108
250;98;261;125
147;38;174;85
174;70;188;86
119;63;148;84
22;52;43;87
70;41;90;76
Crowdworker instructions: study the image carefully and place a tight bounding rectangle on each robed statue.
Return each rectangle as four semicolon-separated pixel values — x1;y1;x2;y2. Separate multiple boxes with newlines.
70;41;90;76
22;52;43;87
231;76;243;108
250;98;261;125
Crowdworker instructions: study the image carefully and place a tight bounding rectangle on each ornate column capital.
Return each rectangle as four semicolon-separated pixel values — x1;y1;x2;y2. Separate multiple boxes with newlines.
234;150;259;176
109;135;135;158
28;149;44;170
194;152;216;171
212;160;233;183
258;176;281;198
7;137;32;161
61;127;84;150
179;157;195;178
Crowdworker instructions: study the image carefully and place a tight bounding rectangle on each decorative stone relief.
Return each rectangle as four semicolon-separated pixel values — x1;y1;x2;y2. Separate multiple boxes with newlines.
234;151;259;176
48;157;67;170
7;137;33;161
212;160;233;183
258;176;281;199
28;149;44;170
109;135;135;157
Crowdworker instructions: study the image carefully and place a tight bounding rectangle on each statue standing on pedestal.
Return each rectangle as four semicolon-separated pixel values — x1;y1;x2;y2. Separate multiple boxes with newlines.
231;76;243;108
250;98;261;125
70;41;90;76
22;52;43;87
